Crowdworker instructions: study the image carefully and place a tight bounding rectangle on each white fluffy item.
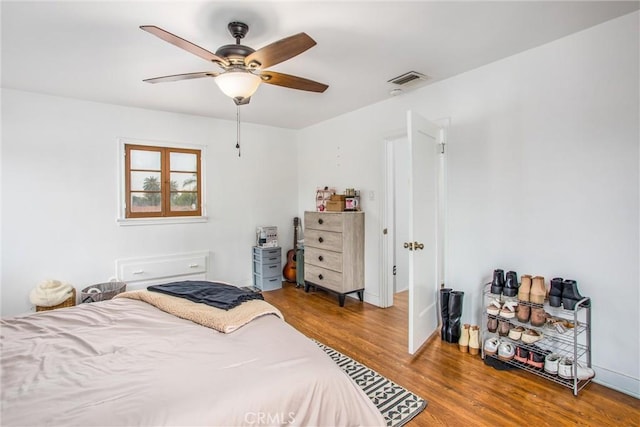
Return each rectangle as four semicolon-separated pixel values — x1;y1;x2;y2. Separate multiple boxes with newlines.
29;280;74;307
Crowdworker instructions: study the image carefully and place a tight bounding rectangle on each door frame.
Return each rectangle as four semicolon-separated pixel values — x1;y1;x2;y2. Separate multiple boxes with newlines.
380;118;449;310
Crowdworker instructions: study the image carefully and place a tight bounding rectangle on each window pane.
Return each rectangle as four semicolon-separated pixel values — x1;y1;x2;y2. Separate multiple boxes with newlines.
170;152;197;172
130;171;161;192
171;192;198;211
131;149;161;170
130;192;161;212
170;172;197;191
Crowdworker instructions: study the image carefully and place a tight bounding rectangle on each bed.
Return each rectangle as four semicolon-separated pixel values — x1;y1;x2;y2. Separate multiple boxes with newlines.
0;282;385;426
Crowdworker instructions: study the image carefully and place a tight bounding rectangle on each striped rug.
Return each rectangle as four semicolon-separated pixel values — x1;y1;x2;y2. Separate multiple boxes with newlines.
315;341;427;427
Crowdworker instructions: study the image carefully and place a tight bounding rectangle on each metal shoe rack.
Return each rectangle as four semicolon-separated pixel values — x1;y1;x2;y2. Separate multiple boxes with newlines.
480;283;592;396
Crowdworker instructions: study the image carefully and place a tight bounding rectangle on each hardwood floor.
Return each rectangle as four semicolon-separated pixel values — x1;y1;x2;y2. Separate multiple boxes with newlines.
263;283;640;426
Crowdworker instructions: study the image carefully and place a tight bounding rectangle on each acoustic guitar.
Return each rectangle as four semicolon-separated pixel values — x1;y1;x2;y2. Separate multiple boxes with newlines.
283;217;299;283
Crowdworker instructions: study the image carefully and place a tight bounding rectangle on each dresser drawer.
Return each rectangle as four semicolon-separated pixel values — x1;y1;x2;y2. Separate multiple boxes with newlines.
304;229;342;252
304;264;342;293
304;246;342;272
304;212;343;232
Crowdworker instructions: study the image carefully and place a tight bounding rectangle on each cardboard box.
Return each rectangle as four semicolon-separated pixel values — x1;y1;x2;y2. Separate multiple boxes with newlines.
330;194;346;201
325;200;345;212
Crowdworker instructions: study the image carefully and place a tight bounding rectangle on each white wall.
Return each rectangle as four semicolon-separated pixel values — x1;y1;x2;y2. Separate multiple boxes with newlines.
297;12;639;397
1;89;298;316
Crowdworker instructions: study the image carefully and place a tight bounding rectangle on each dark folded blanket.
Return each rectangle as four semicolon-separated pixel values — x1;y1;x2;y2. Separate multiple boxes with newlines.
147;281;263;310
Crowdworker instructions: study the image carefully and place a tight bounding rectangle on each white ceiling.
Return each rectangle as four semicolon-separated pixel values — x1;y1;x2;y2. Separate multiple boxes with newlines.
2;1;638;129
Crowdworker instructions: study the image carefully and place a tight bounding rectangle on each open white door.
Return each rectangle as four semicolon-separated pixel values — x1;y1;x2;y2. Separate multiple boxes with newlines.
406;111;441;354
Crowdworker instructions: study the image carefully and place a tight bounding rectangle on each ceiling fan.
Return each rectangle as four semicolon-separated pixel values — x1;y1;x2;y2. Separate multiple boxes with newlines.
140;22;329;105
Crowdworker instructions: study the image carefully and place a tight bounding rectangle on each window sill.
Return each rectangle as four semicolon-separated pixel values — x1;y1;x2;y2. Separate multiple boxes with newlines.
117;216;208;226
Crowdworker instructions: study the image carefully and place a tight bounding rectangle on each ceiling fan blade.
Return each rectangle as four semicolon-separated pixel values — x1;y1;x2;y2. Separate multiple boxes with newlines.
140;25;229;67
259;71;328;93
143;72;218;84
245;33;316;69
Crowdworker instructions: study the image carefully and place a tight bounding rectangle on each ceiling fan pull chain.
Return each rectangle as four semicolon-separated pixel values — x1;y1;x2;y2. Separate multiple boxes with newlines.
236;105;241;157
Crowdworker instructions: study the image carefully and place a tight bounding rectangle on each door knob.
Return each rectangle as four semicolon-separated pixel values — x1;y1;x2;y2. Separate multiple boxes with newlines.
414;242;424;250
403;242;414;251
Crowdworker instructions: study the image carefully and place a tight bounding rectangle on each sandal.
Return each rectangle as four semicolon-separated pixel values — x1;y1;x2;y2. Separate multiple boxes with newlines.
486;299;502;316
499;300;517;319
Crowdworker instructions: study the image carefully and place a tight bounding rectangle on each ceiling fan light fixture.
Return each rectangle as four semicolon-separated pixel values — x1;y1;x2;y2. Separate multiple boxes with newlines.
215;70;261;101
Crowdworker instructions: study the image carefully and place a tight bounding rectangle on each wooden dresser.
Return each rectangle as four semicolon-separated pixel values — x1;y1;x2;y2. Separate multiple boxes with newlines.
303;211;364;306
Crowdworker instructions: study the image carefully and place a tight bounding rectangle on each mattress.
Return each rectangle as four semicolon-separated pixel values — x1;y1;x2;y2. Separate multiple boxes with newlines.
0;297;385;426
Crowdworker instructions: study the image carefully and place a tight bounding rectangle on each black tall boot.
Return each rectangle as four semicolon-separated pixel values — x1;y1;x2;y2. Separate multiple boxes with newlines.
445;291;464;343
503;271;519;297
439;288;452;340
491;269;505;295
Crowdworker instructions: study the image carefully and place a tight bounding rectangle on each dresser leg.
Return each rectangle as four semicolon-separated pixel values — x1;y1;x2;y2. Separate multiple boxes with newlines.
357;290;363;301
304;283;311;293
338;294;346;307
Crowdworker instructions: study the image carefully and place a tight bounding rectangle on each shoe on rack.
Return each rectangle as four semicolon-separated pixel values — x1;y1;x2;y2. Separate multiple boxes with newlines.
498;320;512;337
491;269;505;295
487;317;498;333
544;353;560;375
518;275;532;302
458;323;470;353
527;351;545;369
558;358;574;379
521;329;543;344
576;363;595;380
469;325;480;356
497;342;516;361
530;276;547;304
499;301;517;319
503;271;519;297
562;279;591;310
548;277;564;307
508;325;525;341
516;303;530;323
530;307;548;327
486;299;502;316
484;337;500;356
514;346;529;363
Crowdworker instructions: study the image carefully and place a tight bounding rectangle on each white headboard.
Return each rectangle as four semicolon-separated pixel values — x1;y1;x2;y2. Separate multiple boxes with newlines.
115;251;210;290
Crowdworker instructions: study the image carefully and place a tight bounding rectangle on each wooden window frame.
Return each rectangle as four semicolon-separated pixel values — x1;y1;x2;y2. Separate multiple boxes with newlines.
124;144;202;219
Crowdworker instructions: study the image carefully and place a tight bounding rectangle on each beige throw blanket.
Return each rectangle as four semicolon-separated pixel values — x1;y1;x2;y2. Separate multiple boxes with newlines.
115;290;283;333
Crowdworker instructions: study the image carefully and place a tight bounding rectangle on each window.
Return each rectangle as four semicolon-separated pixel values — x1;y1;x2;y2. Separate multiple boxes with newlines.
124;144;202;218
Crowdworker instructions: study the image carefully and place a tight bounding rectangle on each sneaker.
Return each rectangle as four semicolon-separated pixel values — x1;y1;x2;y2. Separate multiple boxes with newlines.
484;337;500;356
558;358;574;379
544;353;560;375
576;363;595;380
497;342;515;361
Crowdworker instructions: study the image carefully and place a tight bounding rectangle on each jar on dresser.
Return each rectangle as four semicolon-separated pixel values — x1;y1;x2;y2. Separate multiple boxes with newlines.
303;211;364;307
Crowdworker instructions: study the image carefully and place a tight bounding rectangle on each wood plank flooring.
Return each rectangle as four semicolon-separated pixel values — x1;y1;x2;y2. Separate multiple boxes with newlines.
263;283;640;426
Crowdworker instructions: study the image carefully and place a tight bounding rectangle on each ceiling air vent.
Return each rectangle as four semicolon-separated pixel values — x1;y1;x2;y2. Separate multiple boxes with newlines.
387;71;429;87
